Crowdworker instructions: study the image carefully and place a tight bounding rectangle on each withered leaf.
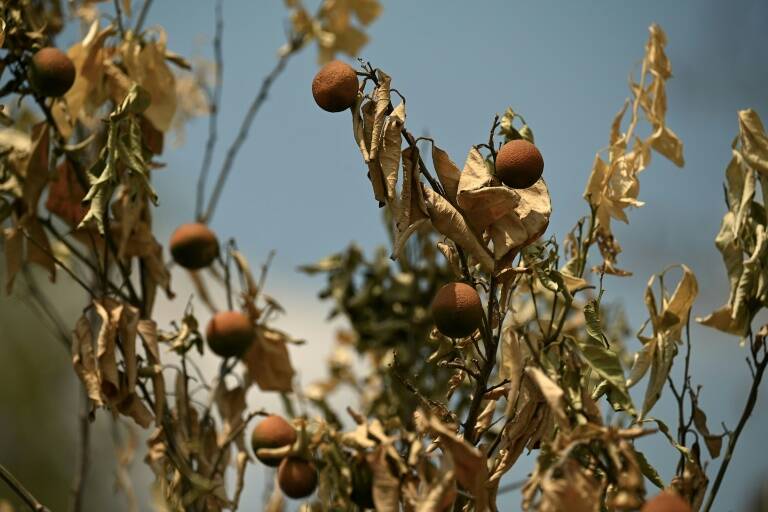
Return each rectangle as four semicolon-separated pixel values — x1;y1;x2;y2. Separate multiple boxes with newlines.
432;144;461;202
243;326;296;392
421;185;493;272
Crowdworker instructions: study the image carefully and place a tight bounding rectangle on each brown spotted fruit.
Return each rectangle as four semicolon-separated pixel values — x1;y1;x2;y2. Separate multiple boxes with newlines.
205;311;254;358
430;282;484;338
28;47;76;97
312;60;359;113
495;139;544;189
169;223;219;270
251;415;297;467
641;492;692;512
278;457;318;499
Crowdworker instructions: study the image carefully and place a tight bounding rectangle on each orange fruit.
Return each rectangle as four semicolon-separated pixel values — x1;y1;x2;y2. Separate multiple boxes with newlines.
641;492;692;512
278;457;318;499
169;223;219;270
430;282;484;338
205;311;254;358
251;415;297;467
312;60;359;113
495;139;544;189
28;47;75;97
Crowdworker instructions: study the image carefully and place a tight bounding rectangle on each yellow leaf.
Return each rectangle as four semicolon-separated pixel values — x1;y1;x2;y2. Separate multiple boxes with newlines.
421;185;493;272
432;145;461;202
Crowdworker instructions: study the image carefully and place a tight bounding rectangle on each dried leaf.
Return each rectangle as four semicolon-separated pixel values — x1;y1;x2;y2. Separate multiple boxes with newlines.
72;313;104;405
138;319;165;423
525;367;569;431
243;326;296;392
367;446;400;512
421;185;493;272
432;145;461;202
428;416;489;511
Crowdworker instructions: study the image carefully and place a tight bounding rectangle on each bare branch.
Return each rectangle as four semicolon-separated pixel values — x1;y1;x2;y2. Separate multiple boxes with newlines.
0;462;51;512
195;0;224;221
201;36;303;223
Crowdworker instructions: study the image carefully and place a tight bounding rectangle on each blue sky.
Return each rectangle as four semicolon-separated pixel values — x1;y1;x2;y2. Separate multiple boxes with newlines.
52;0;768;509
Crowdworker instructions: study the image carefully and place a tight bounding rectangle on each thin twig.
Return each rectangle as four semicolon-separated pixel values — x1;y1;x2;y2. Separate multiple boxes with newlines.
702;330;768;512
209;410;265;478
0;462;51;512
20;266;71;349
113;0;126;38
201;38;302;223
195;0;224;221
21;228;96;297
134;0;154;33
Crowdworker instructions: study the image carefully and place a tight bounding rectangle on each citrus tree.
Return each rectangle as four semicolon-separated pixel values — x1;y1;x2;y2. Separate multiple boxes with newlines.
1;2;767;512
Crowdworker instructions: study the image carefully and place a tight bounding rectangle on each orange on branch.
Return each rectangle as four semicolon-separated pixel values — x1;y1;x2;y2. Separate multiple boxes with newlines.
169;223;219;270
278;457;318;499
205;311;254;358
312;60;359;113
641;492;692;512
495;139;544;189
430;282;484;338
28;47;75;98
250;415;297;467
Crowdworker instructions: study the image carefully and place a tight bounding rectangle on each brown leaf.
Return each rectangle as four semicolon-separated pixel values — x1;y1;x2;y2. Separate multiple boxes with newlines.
138;319;166;423
392;146;428;254
46;160;88;225
94;298;123;401
432;145;461;202
421;185;493;272
370;71;391;161
380;102;405;202
72;313;104;405
525;367;569;431
367;446;401;512
738;109;768;175
119;31;177;132
362;100;387;204
243;326;296;392
428;417;489;511
120;303;141;393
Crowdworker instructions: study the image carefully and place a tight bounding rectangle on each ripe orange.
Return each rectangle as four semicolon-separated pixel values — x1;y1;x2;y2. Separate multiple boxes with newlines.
312;60;359;113
205;311;254;358
169;223;219;270
278;457;318;499
250;415;297;467
641;492;692;512
430;282;484;338
28;47;76;98
495;139;544;189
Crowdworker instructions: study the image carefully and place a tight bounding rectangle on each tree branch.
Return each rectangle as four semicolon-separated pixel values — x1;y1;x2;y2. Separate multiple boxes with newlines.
201;37;302;223
0;462;51;512
702;330;768;512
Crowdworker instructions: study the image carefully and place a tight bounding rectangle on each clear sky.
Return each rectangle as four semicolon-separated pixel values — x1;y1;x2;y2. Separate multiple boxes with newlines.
48;0;768;509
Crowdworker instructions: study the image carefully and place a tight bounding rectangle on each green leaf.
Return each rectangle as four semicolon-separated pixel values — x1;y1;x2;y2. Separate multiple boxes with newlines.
111;83;151;121
632;447;665;489
581;297;636;415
